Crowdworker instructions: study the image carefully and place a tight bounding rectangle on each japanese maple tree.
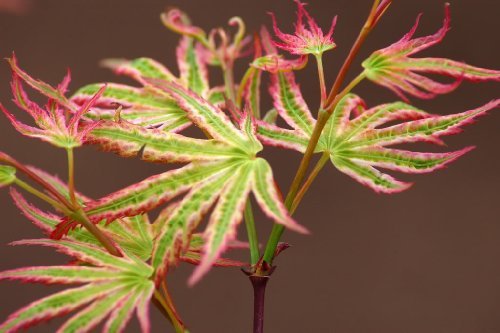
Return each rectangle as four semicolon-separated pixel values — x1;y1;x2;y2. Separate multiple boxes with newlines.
0;1;498;332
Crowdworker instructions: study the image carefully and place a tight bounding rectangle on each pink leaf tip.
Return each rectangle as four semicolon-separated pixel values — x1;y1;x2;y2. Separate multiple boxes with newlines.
362;3;500;100
269;1;337;56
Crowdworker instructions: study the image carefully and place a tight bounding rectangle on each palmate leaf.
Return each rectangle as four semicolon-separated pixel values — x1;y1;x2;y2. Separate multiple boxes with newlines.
73;83;190;133
269;0;337;56
2;57;105;149
11;174;246;267
72;57;190;134
84;82;307;284
362;4;500;100
72;36;225;133
8;167;154;260
0;239;154;333
257;70;499;193
251;27;309;74
11;187;153;261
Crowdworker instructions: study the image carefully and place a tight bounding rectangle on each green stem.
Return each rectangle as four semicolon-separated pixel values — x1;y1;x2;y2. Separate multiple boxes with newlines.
66;148;77;206
62;148;122;257
8;153;121;257
244;200;260;266
159;279;188;332
72;209;122;257
154;289;186;333
285;75;364;211
262;223;285;264
290;152;330;215
0;152;76;210
315;54;327;108
14;176;121;257
14;178;70;214
161;280;180;320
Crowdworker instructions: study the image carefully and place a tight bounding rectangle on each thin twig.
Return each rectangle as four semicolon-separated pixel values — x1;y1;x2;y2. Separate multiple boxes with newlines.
261;0;387;265
290;152;330;215
0;152;76;210
154;290;185;333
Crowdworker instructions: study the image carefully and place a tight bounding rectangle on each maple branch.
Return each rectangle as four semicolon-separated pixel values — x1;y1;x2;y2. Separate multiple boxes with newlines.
290;151;330;215
261;73;365;265
261;0;387;266
250;275;270;333
325;0;390;108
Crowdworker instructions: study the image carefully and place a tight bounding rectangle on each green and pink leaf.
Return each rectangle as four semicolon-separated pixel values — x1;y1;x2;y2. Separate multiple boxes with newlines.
189;162;254;285
85;160;233;222
87;121;246;163
270;71;315;135
177;37;210;96
101;57;176;85
362;4;500;100
147;80;249;148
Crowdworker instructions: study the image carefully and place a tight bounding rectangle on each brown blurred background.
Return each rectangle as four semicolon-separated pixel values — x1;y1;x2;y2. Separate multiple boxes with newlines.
0;0;499;332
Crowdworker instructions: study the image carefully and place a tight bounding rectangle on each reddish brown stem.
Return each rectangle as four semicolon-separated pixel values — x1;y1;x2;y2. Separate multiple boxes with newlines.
324;0;386;109
249;275;270;333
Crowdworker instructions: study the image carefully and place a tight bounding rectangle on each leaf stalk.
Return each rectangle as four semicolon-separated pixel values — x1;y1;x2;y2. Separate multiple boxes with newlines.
315;54;327;107
13;178;70;214
66;148;77;206
154;289;186;333
244;200;260;266
290;151;330;215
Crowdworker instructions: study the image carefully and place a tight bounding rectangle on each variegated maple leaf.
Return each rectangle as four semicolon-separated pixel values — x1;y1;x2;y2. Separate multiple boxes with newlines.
1;56;105;149
72;36;226;133
362;4;500;100
269;0;337;56
79;81;307;284
251;26;308;74
0;239;155;333
257;70;499;193
10;170;246;267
